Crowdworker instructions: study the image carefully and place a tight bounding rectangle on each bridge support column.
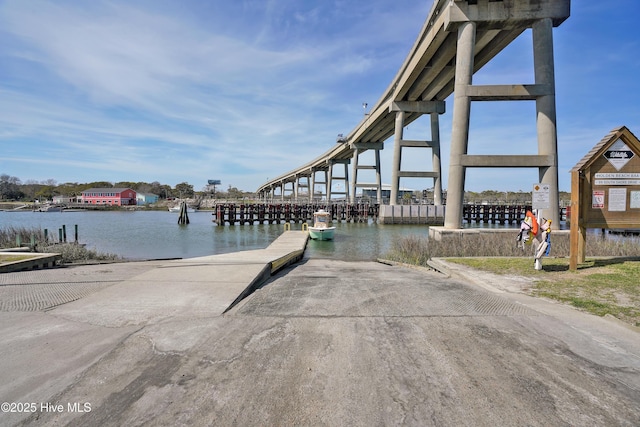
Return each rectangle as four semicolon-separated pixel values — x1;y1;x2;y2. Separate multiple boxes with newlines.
374;148;382;204
534;18;560;226
327;159;349;201
445;21;475;228
350;149;359;203
390;101;445;206
445;17;562;228
280;180;294;201
390;111;404;206
431;112;443;206
310;169;329;202
350;142;384;204
294;174;309;202
327;166;333;202
309;171;316;203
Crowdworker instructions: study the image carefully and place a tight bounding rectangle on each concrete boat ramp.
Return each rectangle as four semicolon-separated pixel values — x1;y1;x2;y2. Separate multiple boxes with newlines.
1;231;639;426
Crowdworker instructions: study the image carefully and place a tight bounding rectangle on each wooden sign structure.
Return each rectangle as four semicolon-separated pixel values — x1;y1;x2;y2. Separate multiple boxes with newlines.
570;126;640;270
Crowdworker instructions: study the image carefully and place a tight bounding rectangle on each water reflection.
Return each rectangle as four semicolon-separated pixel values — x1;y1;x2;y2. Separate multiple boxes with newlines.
305;221;429;261
1;211;430;261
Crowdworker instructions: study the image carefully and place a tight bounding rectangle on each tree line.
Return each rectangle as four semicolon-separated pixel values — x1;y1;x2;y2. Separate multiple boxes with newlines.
1;173;569;204
0;174;252;202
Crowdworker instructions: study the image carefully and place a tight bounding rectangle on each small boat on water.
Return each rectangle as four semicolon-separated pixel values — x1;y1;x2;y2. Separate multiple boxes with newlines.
169;206;196;213
308;209;335;240
35;204;63;212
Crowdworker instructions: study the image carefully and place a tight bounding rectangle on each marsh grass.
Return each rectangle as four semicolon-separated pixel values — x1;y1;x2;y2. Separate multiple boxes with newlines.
0;226;48;248
1;226;120;263
385;232;574;264
40;243;120;263
383;232;640;327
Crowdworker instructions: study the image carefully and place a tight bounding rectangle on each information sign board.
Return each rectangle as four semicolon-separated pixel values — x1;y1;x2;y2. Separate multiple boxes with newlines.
608;188;627;212
532;183;550;210
570;126;640;270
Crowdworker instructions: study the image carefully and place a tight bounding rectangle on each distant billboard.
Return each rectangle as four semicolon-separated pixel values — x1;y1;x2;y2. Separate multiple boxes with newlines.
208;180;221;185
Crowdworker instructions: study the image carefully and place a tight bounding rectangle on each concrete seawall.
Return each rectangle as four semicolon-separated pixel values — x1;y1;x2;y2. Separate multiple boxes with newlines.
378;204;445;224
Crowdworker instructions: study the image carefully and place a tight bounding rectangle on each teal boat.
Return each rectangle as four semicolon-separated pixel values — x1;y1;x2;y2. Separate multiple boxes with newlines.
308;210;335;240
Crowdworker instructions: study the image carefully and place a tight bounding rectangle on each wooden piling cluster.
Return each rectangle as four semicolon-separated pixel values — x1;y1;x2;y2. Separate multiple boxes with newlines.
42;224;80;243
177;201;190;225
462;204;532;224
213;203;378;225
462;205;531;224
462;205;568;225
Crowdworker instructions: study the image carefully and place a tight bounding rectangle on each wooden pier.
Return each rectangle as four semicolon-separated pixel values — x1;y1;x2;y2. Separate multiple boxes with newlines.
213;203;378;225
462;204;532;225
462;205;567;225
212;203;565;226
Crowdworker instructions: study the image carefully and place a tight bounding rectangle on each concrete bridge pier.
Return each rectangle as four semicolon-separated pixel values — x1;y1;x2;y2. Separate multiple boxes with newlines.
390;101;446;206
350;142;383;204
430;112;444;206
280;180;295;201
278;182;284;201
327;159;349;201
534;18;560;226
294;174;310;202
310;168;327;202
445;16;562;228
390;110;405;206
445;21;475;228
309;170;316;202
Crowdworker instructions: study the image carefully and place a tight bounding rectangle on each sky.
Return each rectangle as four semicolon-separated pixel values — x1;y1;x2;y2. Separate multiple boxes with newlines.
1;0;639;193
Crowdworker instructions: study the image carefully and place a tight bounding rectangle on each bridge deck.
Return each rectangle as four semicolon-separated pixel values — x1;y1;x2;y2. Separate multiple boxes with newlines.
256;0;570;193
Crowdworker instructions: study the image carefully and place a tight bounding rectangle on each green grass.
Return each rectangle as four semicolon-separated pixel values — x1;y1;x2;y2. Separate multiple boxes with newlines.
447;257;640;327
0;254;35;264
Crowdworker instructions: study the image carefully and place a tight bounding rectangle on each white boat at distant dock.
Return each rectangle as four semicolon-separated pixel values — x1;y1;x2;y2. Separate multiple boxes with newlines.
308;209;335;240
35;204;63;212
169;205;196;213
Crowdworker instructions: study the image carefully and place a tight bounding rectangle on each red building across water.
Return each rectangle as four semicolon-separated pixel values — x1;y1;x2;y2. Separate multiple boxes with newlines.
80;188;137;206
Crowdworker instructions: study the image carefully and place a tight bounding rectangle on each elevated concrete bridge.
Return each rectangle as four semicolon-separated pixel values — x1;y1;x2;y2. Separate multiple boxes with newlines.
256;0;570;228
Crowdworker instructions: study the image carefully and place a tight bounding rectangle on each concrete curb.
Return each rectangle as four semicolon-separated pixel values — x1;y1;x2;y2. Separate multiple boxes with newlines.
224;263;273;314
224;232;308;314
0;252;62;273
376;258;439;276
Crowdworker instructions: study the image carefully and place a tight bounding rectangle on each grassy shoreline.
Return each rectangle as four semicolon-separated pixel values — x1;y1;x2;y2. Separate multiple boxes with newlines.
1;226;120;263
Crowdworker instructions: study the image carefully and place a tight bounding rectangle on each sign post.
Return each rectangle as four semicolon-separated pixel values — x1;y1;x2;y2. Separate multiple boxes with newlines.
208;180;221;197
532;183;550;211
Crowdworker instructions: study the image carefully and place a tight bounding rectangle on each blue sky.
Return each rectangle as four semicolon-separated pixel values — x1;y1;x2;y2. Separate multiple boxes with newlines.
1;0;639;193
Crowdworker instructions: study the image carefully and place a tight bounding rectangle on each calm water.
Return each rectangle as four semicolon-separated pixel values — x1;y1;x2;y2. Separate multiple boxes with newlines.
0;210;430;261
